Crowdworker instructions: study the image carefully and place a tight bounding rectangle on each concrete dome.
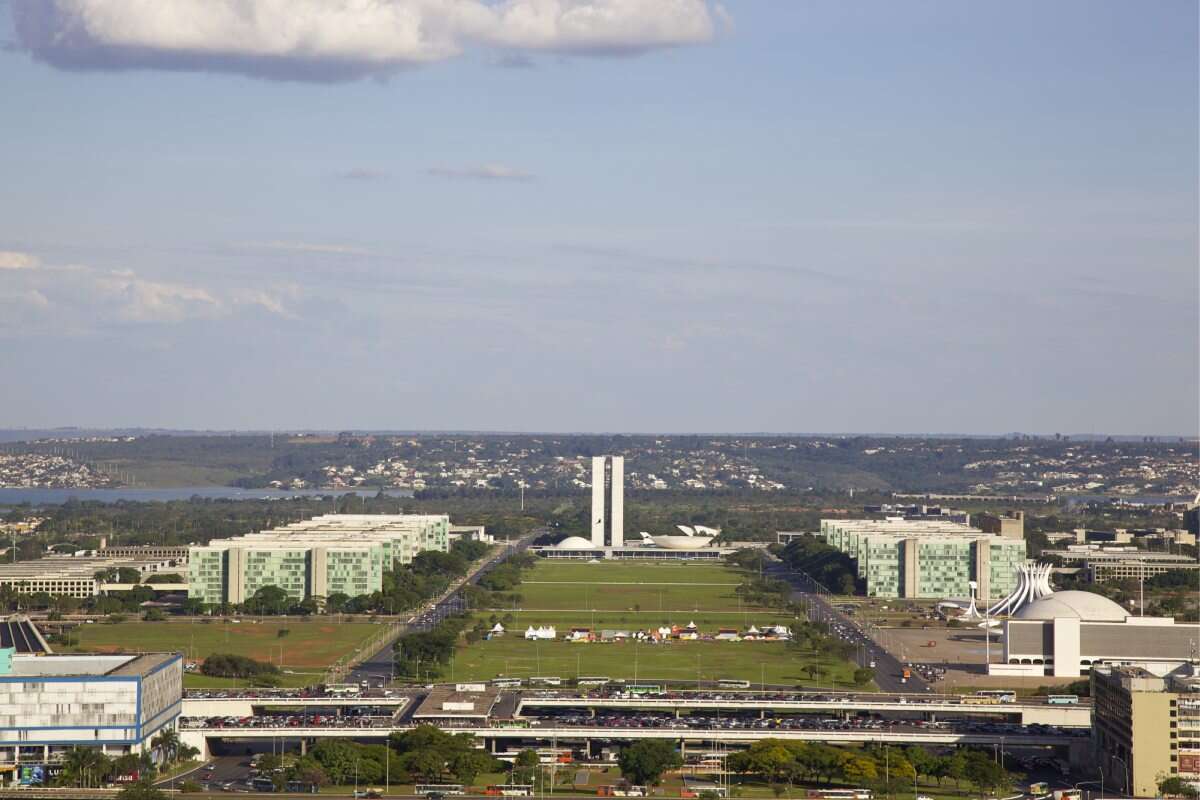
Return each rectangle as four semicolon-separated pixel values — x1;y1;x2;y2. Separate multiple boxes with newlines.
649;535;714;550
1012;590;1128;622
555;536;596;549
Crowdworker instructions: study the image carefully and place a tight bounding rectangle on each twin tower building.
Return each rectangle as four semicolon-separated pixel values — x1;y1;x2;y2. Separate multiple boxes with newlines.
590;455;624;548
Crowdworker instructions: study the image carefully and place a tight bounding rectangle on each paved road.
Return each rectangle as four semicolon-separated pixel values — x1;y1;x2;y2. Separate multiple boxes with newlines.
349;532;541;686
770;565;929;694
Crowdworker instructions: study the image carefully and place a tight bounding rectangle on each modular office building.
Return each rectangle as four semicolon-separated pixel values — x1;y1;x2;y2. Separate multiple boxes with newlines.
820;518;1027;599
188;513;450;606
0;651;182;783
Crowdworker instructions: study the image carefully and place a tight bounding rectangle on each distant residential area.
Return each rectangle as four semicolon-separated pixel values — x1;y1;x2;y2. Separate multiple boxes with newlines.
0;432;1195;498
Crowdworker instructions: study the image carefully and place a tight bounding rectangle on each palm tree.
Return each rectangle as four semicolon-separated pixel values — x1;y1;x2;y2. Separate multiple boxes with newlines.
151;728;180;765
59;747;112;788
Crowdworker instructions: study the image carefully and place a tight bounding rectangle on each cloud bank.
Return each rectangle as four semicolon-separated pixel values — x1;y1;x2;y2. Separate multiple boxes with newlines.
427;163;535;181
11;0;724;82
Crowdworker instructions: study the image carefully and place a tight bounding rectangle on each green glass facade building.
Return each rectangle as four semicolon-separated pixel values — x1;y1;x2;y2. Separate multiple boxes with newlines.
188;513;452;606
821;518;1027;600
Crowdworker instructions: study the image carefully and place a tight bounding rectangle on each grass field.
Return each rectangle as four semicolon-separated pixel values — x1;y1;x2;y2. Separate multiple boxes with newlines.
68;619;381;674
449;560;860;688
511;561;756;613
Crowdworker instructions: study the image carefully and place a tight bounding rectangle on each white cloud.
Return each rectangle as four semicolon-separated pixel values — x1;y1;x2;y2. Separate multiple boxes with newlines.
0;256;294;335
243;240;373;256
11;0;723;82
96;270;223;323
427;163;535;182
0;251;39;270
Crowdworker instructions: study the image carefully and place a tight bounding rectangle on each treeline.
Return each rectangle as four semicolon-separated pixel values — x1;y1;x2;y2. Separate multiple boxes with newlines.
250;725;503;791
201;653;279;679
394;552;538;679
727;740;1014;795
777;536;862;595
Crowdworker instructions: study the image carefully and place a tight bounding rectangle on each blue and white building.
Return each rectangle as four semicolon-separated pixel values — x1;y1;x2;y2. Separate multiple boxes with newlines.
0;651;182;783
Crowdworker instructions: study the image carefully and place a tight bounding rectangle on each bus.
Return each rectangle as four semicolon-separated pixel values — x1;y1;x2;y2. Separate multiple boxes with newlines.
717;679;751;689
805;789;873;800
323;683;362;697
625;684;664;695
972;690;1017;704
1028;782;1050;796
577;677;611;687
530;676;563;686
415;786;466;796
492;678;523;688
1046;694;1079;705
485;786;534;796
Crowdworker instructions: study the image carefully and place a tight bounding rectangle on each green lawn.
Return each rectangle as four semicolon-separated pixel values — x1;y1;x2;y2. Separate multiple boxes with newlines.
449;561;859;688
68;619;381;672
511;561;756;613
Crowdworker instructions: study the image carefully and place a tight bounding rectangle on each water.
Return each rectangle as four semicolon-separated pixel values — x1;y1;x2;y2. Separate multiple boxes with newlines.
0;486;412;506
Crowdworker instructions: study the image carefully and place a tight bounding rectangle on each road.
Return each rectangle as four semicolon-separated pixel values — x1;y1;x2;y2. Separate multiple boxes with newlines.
349;532;541;686
770;565;929;694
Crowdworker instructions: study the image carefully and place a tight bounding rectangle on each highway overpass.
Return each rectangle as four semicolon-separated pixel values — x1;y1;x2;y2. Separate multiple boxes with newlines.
178;722;1091;767
181;690;1091;727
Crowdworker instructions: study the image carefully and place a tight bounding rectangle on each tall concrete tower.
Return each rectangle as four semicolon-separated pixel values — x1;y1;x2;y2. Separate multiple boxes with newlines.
610;456;624;547
590;455;625;548
590;456;606;547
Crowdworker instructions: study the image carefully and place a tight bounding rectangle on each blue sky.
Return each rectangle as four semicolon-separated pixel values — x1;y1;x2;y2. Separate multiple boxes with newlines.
0;0;1196;435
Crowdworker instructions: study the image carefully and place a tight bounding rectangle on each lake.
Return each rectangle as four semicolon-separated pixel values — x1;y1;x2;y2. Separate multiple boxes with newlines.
0;486;412;506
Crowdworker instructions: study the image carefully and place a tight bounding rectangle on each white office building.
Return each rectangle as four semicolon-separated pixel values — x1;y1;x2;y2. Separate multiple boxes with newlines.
0;651;182;783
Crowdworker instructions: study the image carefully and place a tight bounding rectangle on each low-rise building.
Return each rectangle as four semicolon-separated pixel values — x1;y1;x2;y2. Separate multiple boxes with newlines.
1042;546;1199;583
1091;664;1200;797
0;651;182;784
995;591;1200;678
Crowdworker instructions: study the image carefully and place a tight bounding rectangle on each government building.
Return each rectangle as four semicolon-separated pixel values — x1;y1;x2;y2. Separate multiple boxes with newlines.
188;513;451;606
819;518;1027;599
0;650;182;784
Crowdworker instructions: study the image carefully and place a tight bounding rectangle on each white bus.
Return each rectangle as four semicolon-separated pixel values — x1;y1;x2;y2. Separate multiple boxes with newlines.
492;678;523;688
324;683;362;697
415;785;465;796
972;690;1017;704
577;676;611;687
717;679;751;689
530;676;562;686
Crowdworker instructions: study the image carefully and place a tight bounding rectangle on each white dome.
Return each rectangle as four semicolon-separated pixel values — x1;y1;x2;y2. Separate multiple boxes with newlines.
555;536;596;549
1012;590;1128;622
650;535;714;550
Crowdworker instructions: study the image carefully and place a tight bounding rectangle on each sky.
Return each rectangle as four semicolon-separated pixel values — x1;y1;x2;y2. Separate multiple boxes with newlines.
0;0;1196;436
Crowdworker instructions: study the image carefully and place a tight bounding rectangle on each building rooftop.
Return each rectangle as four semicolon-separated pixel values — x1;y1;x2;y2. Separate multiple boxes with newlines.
2;652;178;678
1012;590;1129;621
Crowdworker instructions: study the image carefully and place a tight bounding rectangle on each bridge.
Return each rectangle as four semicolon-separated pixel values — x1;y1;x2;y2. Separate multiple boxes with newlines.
178;723;1090;764
181;690;1090;728
182;694;411;717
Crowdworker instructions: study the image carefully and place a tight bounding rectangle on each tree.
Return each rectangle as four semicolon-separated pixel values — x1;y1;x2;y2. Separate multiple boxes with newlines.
852;667;874;685
116;567;142;584
840;756;878;786
151;728;180;764
618;740;682;786
512;749;541;786
57;747;112;788
1159;777;1200;798
287;756;329;789
116;779;168;800
180;598;205;616
242;585;290;615
326;592;350;613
